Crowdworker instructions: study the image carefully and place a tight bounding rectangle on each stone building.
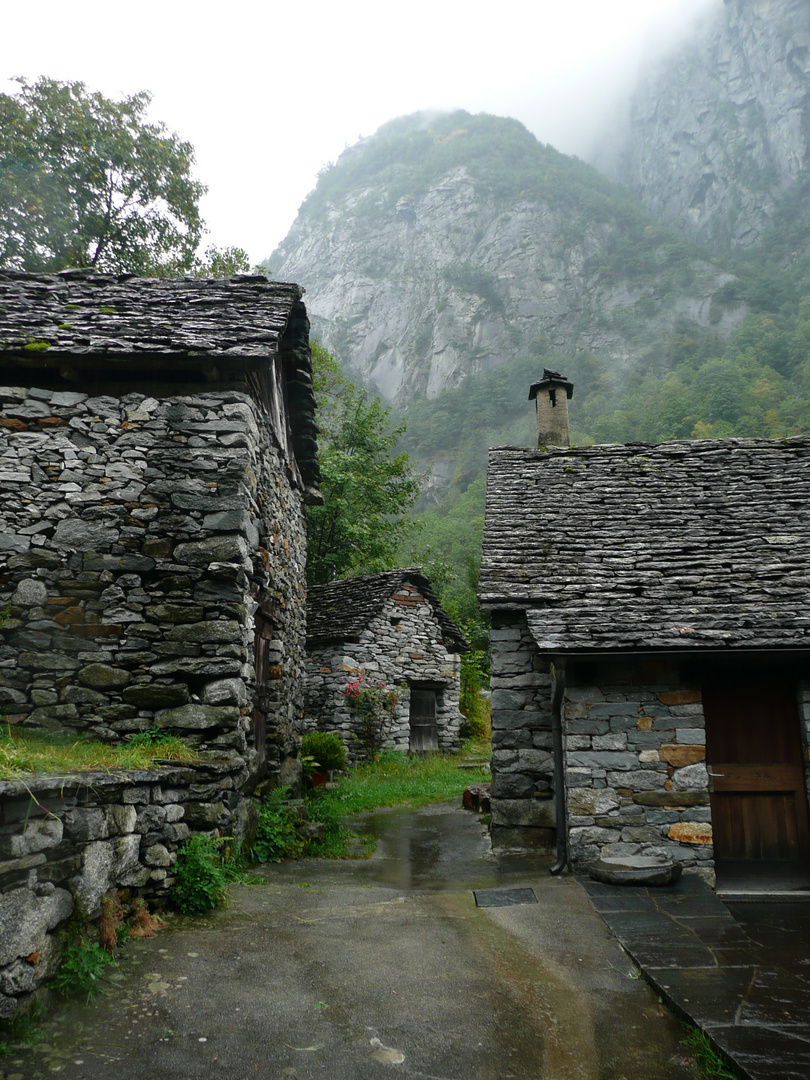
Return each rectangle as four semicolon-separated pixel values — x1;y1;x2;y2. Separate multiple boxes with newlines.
304;569;467;760
0;270;320;1016
480;371;810;891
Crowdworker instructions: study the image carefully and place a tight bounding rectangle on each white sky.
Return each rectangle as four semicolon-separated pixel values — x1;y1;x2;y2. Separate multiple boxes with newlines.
1;0;719;263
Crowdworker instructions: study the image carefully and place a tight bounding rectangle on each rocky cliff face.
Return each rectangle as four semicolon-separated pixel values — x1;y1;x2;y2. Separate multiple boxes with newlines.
272;115;739;403
598;0;810;248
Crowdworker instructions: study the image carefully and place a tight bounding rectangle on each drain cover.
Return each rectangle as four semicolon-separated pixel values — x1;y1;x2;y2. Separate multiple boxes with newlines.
474;887;537;908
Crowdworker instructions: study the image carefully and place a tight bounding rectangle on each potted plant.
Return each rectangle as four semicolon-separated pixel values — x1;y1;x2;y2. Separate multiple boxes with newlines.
301;731;348;787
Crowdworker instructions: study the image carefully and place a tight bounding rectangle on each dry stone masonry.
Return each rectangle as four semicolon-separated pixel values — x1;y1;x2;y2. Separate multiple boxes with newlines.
481;432;810;880
1;385;307;777
563;672;712;879
304;570;466;761
0;271;320;1017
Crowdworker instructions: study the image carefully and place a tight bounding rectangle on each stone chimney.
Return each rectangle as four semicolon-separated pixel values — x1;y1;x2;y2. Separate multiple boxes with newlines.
528;369;574;448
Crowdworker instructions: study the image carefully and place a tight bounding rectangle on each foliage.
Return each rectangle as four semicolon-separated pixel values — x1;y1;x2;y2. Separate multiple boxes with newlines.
301;110;663;238
171;834;230;913
684;1026;741;1079
307;343;421;584
343;676;399;759
0;1003;44;1055
458;648;491;742
52;938;115;1002
124;726;181;749
249;751;486;864
300;731;348;773
311;749;488;817
181;244;265;279
0;77;205;274
252;787;304;863
0;725;196;779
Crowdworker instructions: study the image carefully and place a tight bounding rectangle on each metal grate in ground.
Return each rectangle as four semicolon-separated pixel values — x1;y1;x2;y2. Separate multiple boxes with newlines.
473;887;537;908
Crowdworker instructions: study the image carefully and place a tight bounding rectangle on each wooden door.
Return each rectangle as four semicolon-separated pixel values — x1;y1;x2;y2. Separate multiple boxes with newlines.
704;677;810;864
409;689;438;752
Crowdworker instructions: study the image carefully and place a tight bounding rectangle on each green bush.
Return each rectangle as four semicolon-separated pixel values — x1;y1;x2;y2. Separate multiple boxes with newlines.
301;731;348;772
252;788;304;863
52;938;115;1002
171;834;229;913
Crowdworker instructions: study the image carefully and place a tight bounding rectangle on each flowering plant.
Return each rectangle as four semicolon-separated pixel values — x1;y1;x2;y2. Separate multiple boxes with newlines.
342;675;399;758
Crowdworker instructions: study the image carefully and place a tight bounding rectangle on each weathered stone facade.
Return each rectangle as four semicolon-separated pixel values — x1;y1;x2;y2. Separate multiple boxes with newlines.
0;763;258;1019
481;434;810;883
0;272;319;1016
488;614;555;844
1;386;307;785
563;665;713;882
304;571;466;761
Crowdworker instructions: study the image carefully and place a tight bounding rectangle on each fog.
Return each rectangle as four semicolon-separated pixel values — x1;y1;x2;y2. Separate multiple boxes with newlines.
0;0;722;262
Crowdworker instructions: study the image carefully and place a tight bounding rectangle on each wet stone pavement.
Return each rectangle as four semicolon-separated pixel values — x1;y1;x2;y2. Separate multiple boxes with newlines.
3;802;704;1080
581;877;810;1080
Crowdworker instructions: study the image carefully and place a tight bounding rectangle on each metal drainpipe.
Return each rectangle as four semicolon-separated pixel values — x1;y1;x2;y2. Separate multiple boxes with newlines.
549;658;568;876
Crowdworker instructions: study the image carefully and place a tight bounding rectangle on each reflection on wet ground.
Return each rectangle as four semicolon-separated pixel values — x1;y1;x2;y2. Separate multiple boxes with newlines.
6;802;702;1080
353;802;541;891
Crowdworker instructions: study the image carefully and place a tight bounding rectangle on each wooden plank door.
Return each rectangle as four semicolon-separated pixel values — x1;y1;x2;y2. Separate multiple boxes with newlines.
703;677;810;863
409;689;438;753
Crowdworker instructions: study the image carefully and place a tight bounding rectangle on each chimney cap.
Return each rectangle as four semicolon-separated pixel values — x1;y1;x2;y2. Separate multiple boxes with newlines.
528;368;574;401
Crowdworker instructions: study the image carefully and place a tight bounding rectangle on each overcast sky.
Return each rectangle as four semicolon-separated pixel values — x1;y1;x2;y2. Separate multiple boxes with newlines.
1;0;719;263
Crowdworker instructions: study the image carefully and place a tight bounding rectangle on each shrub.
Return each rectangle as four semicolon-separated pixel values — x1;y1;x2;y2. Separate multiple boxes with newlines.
301;731;348;773
52;938;115;1002
171;834;230;913
252;788;304;863
342;676;399;759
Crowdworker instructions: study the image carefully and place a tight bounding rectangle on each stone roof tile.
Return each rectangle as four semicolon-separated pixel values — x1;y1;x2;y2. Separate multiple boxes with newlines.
0;270;301;364
307;569;467;652
480;438;810;652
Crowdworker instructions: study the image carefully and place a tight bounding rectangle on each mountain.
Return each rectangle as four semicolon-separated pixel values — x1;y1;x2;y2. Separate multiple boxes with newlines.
270;0;810;584
271;112;742;405
598;0;810;249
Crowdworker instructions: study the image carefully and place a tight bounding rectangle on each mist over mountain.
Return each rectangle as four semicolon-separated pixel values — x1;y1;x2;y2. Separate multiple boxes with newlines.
270;0;810;518
271;112;740;405
596;0;810;249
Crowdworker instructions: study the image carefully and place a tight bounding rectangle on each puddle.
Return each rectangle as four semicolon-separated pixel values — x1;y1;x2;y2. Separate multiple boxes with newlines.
353;802;543;891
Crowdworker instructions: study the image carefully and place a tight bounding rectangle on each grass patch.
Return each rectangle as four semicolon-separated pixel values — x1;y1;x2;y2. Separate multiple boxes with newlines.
0;1003;45;1055
0;726;198;780
684;1026;742;1079
315;749;487;816
251;747;490;864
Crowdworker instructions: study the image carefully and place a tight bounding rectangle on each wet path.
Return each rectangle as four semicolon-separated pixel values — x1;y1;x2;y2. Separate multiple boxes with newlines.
583;877;810;1080
4;804;700;1080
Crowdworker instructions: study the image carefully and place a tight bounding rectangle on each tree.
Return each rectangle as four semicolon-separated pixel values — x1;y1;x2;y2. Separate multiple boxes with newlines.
183;245;262;279
0;77;206;274
306;344;421;585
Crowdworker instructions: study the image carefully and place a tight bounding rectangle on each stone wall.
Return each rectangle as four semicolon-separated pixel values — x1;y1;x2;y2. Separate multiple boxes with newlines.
0;765;255;1020
564;666;714;882
0;386;308;786
304;587;462;761
488;613;555;845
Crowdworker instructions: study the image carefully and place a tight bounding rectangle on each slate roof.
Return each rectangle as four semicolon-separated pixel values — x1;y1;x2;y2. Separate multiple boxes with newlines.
0;270;304;368
306;569;468;652
479;438;810;653
0;270;321;499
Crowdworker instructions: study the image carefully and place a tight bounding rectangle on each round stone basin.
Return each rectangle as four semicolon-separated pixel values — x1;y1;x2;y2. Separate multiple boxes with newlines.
588;855;683;887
